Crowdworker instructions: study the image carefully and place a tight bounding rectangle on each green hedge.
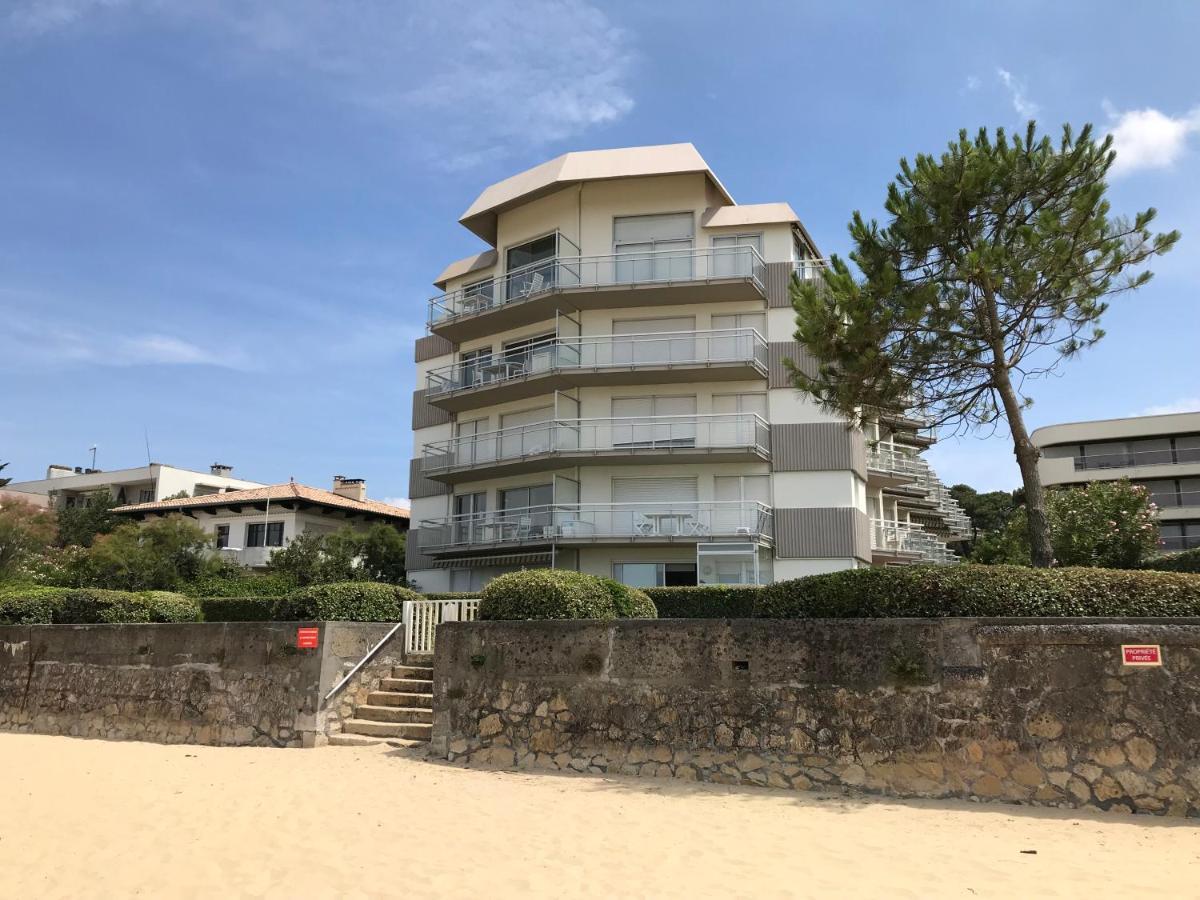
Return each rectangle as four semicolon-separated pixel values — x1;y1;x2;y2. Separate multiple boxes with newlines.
0;586;73;624
421;591;482;601
184;573;297;598
755;565;1200;618
57;589;202;624
197;596;287;622
480;570;618;620
279;581;422;621
1142;548;1200;574
598;578;657;619
646;585;760;618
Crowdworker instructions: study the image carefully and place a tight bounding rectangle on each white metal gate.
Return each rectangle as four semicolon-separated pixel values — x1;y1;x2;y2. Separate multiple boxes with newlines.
403;599;480;655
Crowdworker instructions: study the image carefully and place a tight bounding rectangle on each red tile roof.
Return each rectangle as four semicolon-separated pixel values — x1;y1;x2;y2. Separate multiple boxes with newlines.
113;482;409;520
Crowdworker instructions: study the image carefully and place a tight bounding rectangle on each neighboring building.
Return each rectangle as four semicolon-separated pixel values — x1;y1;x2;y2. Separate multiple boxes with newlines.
406;143;968;592
7;462;263;509
0;488;51;509
113;477;410;569
1033;411;1200;553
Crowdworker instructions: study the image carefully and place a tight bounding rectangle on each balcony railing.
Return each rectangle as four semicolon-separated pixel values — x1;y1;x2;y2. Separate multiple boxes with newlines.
867;445;924;479
421;501;773;551
428;245;767;327
1075;446;1200;471
870;519;957;565
422;414;769;476
1148;489;1200;510
425;328;768;399
1160;534;1200;552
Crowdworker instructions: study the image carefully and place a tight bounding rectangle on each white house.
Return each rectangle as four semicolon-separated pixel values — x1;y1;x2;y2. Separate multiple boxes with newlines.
7;462;263;509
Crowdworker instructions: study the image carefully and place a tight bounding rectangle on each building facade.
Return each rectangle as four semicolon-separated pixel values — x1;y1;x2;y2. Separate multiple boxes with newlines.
1033;411;1200;553
406;144;967;591
6;462;263;509
114;477;409;569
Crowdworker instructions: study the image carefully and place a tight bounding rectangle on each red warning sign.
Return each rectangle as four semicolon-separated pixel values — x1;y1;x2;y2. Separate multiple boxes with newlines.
1121;644;1161;667
296;627;319;649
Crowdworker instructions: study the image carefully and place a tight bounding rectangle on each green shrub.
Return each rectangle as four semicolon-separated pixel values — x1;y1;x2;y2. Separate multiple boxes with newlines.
56;589;202;623
421;591;482;601
280;581;421;621
1142;547;1200;574
646;585;760;618
0;586;72;624
754;565;1200;619
185;572;297;598
597;578;657;619
198;596;288;622
479;569;616;620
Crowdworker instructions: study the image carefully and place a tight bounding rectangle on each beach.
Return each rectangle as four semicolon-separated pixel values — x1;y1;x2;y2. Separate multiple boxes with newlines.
0;732;1195;899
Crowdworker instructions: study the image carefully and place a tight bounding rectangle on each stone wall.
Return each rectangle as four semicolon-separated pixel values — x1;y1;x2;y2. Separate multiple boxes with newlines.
0;622;403;747
432;619;1200;816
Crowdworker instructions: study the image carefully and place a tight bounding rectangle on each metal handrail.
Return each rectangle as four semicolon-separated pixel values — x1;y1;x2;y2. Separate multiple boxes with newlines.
428;244;770;325
323;620;403;702
1074;447;1200;471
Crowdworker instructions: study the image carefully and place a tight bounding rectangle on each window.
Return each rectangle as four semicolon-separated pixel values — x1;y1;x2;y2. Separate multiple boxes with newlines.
266;522;284;547
500;406;554;458
457;347;492;388
245;523;283;548
455;418;491;466
139;489;155;503
215;525;230;549
711;233;763;277
453;492;487;544
714;475;770;535
245;523;264;548
613;213;694;282
502;333;556;376
505;234;558;297
713;393;768;445
611;316;696;365
610;396;696;447
500;484;553;537
613;562;697;588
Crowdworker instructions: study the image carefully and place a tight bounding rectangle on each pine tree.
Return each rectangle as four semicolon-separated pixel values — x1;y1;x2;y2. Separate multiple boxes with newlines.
791;123;1178;567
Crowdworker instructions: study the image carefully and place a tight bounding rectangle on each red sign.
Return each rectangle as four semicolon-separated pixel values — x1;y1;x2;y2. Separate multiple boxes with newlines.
296;627;320;649
1121;644;1162;667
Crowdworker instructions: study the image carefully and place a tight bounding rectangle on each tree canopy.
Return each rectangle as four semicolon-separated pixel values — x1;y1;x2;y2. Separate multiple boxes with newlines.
792;122;1178;566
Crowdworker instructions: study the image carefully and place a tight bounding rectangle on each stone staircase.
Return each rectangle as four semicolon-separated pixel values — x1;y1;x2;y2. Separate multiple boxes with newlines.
329;663;433;748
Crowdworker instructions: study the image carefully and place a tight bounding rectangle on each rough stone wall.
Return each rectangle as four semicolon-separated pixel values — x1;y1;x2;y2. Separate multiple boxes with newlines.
318;628;415;739
431;619;1200;816
0;622;403;747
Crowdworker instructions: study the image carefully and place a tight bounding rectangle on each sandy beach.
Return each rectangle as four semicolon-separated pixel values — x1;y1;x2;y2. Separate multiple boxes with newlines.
0;733;1195;899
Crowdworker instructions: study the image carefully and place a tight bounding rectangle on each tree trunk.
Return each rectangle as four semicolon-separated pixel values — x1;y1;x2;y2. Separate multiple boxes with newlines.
991;366;1054;567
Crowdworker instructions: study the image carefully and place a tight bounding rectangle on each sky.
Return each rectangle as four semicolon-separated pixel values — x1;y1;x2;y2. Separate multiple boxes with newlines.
2;0;1199;505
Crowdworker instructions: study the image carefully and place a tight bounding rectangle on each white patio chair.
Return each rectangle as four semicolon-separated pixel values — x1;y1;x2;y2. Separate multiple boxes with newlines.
520;272;545;297
634;515;656;536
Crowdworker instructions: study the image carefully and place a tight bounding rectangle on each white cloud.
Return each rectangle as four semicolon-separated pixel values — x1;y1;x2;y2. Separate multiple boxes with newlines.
1103;101;1200;177
1137;397;1200;416
996;68;1039;119
964;75;981;92
381;496;411;511
5;0;635;167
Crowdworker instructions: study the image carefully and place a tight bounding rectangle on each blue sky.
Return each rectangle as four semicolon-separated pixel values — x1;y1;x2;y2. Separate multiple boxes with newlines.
2;0;1198;502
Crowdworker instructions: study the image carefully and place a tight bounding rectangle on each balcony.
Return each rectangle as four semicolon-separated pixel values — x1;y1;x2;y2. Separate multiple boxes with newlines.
422;414;770;483
1151;489;1200;519
870;519;957;566
420;501;774;555
1076;447;1200;472
866;444;924;487
1160;534;1200;552
428;245;767;342
425;328;769;412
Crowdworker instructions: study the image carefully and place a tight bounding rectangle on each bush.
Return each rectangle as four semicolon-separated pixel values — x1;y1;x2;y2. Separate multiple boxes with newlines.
597;578;657;619
1142;547;1200;574
197;596;288;622
280;581;421;621
646;585;760;618
55;589;202;623
185;571;297;598
479;570;616;621
0;585;72;624
421;592;481;602
754;565;1200;619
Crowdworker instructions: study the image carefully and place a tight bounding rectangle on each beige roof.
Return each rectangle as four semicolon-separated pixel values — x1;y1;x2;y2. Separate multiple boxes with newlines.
433;249;498;290
459;143;735;243
702;202;800;228
113;483;410;520
1032;411;1200;447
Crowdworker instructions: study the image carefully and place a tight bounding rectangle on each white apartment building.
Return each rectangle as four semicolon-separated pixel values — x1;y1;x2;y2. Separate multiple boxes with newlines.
113;477;410;569
1033;411;1200;553
406;144;968;591
6;462;263;509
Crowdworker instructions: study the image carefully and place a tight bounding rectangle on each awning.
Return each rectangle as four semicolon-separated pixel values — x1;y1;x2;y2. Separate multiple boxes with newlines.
431;552;553;569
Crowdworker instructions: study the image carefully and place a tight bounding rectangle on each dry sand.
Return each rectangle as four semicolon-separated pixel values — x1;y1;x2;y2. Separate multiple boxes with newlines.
0;733;1196;899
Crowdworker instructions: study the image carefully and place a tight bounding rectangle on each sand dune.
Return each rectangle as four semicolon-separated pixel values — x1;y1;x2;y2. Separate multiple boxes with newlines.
0;733;1195;898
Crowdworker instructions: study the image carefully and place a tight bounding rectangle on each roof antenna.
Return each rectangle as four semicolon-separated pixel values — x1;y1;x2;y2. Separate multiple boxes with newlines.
143;428;152;466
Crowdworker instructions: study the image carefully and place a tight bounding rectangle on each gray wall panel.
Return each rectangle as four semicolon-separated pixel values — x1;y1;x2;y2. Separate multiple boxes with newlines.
409;458;450;499
768;341;818;387
771;423;867;479
412;389;453;430
765;262;794;308
774;507;871;561
415;333;455;363
405;527;437;571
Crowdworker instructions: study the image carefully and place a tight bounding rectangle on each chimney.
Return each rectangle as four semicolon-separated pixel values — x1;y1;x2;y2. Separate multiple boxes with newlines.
332;475;366;502
210;463;233;477
47;465;74;479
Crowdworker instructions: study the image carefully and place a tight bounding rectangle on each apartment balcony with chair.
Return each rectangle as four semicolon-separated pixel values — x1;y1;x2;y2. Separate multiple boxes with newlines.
870;519;958;566
419;501;774;555
424;328;769;412
866;444;924;487
422;414;770;483
427;244;768;342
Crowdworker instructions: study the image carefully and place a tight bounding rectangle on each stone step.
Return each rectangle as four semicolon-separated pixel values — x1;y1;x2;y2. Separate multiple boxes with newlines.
367;691;433;709
341;719;432;740
328;733;426;749
381;677;433;693
354;705;432;724
392;665;433;679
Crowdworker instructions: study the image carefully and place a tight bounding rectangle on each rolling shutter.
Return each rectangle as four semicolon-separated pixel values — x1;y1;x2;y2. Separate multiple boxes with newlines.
612;476;698;503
